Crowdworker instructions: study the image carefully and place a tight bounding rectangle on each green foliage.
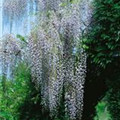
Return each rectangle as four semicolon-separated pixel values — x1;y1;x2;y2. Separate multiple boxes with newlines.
94;100;111;120
18;83;68;120
107;89;120;120
82;0;120;119
105;62;120;120
84;0;120;68
0;63;31;119
16;34;28;44
0;62;68;120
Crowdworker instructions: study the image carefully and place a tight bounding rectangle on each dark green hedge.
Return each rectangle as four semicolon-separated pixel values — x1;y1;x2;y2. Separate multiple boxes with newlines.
82;0;120;119
84;0;120;68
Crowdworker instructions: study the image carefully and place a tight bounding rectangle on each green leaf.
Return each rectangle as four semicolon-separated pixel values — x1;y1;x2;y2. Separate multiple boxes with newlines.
16;34;27;44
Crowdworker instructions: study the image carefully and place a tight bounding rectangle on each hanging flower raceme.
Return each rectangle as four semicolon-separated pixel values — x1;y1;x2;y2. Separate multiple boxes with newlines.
29;11;64;114
28;0;93;119
3;0;28;20
0;34;22;78
37;0;61;11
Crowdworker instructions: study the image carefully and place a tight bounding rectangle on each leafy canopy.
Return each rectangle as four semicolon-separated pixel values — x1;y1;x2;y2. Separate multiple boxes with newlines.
84;0;120;68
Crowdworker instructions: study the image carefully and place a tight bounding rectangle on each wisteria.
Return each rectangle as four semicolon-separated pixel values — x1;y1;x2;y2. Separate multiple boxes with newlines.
29;12;64;113
0;0;93;119
0;34;21;78
3;0;27;19
2;0;38;34
29;0;93;119
0;0;118;120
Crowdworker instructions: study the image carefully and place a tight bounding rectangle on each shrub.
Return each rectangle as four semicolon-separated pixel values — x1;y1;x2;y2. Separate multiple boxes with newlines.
84;0;120;68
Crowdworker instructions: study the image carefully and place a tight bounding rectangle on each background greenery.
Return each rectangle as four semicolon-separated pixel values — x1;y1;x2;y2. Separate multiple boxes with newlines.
0;63;31;119
82;0;120;120
0;62;68;120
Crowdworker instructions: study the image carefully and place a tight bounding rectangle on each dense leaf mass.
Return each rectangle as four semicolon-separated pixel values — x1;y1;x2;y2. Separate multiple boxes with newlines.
85;0;120;67
82;0;120;119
